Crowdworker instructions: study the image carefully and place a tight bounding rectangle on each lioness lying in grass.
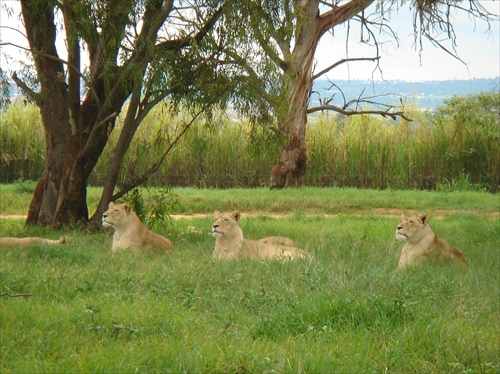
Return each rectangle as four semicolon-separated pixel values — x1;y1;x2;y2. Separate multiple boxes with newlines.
395;214;468;269
211;210;309;261
0;236;66;248
102;202;174;254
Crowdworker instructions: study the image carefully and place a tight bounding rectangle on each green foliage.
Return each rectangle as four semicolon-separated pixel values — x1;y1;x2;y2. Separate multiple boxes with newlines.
429;92;500;191
120;185;179;234
306;93;499;191
1;93;499;191
122;188;146;219
13;178;37;194
0;69;12;109
146;186;179;222
0;104;44;181
0;190;498;372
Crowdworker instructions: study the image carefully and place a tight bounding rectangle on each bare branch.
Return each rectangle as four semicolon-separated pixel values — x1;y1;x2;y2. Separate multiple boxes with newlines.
94;112;119;130
0;25;27;39
11;71;41;105
307;104;412;121
1;42;83;79
313;56;380;81
411;0;499;67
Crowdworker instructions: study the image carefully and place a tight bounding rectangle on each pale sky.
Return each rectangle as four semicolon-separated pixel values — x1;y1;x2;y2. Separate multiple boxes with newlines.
315;1;500;81
1;1;499;82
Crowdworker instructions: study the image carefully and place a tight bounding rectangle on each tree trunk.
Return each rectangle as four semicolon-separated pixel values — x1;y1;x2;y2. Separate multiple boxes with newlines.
270;0;376;188
90;85;143;226
21;3;116;226
17;0;226;226
21;0;70;225
270;1;319;188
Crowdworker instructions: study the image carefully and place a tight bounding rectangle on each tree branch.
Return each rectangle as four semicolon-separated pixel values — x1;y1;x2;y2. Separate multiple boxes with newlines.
155;3;225;53
0;25;27;39
1;42;83;79
307;103;411;121
313;56;380;81
111;87;231;200
11;71;41;105
318;0;376;37
93;112;119;131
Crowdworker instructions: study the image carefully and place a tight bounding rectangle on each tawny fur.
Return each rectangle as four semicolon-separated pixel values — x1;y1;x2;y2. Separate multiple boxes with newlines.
395;214;468;269
102;202;174;254
0;236;66;248
258;236;295;247
211;210;308;261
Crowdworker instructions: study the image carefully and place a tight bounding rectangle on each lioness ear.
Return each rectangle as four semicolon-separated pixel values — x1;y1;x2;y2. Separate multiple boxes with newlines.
123;202;131;213
213;210;220;218
109;202;115;208
418;214;428;224
231;211;241;222
401;214;406;219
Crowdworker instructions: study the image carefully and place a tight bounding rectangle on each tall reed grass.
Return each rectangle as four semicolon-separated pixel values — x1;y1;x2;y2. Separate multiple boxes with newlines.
0;104;44;181
1;93;498;191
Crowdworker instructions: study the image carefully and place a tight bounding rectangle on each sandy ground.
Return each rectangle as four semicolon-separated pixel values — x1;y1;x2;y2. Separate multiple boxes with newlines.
1;209;497;221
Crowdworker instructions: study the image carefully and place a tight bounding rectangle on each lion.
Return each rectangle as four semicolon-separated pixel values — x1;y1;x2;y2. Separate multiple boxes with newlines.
102;202;174;253
257;236;295;247
211;210;309;261
0;236;66;248
395;214;468;269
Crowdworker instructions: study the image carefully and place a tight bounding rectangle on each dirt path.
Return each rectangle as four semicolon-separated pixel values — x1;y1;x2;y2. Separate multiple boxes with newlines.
1;209;497;221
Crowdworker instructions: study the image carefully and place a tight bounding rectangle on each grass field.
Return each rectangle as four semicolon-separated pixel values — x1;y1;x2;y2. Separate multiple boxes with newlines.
0;187;499;373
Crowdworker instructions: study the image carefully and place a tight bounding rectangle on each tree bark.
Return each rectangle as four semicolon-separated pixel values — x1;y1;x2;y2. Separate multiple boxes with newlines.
21;0;123;226
21;0;70;225
91;84;143;226
270;1;319;188
17;0;225;226
270;0;375;188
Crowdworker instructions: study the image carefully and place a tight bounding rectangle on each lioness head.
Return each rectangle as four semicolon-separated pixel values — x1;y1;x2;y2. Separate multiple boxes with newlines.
102;202;131;229
395;214;429;241
212;211;241;238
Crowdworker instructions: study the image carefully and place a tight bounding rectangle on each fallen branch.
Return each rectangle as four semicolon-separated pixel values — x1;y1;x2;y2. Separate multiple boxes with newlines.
0;292;34;298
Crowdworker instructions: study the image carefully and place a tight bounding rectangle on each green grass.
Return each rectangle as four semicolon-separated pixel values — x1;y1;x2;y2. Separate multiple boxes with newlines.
0;187;499;372
0;183;498;217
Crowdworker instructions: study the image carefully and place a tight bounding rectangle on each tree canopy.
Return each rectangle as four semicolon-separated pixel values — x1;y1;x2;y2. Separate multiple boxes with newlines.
2;0;238;226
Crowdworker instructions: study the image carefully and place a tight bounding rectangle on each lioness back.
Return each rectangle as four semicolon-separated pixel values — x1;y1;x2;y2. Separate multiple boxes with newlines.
258;236;295;247
434;236;468;264
139;227;174;253
102;202;174;253
211;210;309;261
395;214;467;269
243;238;308;260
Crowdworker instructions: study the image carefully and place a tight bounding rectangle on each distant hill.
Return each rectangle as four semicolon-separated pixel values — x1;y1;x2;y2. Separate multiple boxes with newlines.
310;78;499;110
